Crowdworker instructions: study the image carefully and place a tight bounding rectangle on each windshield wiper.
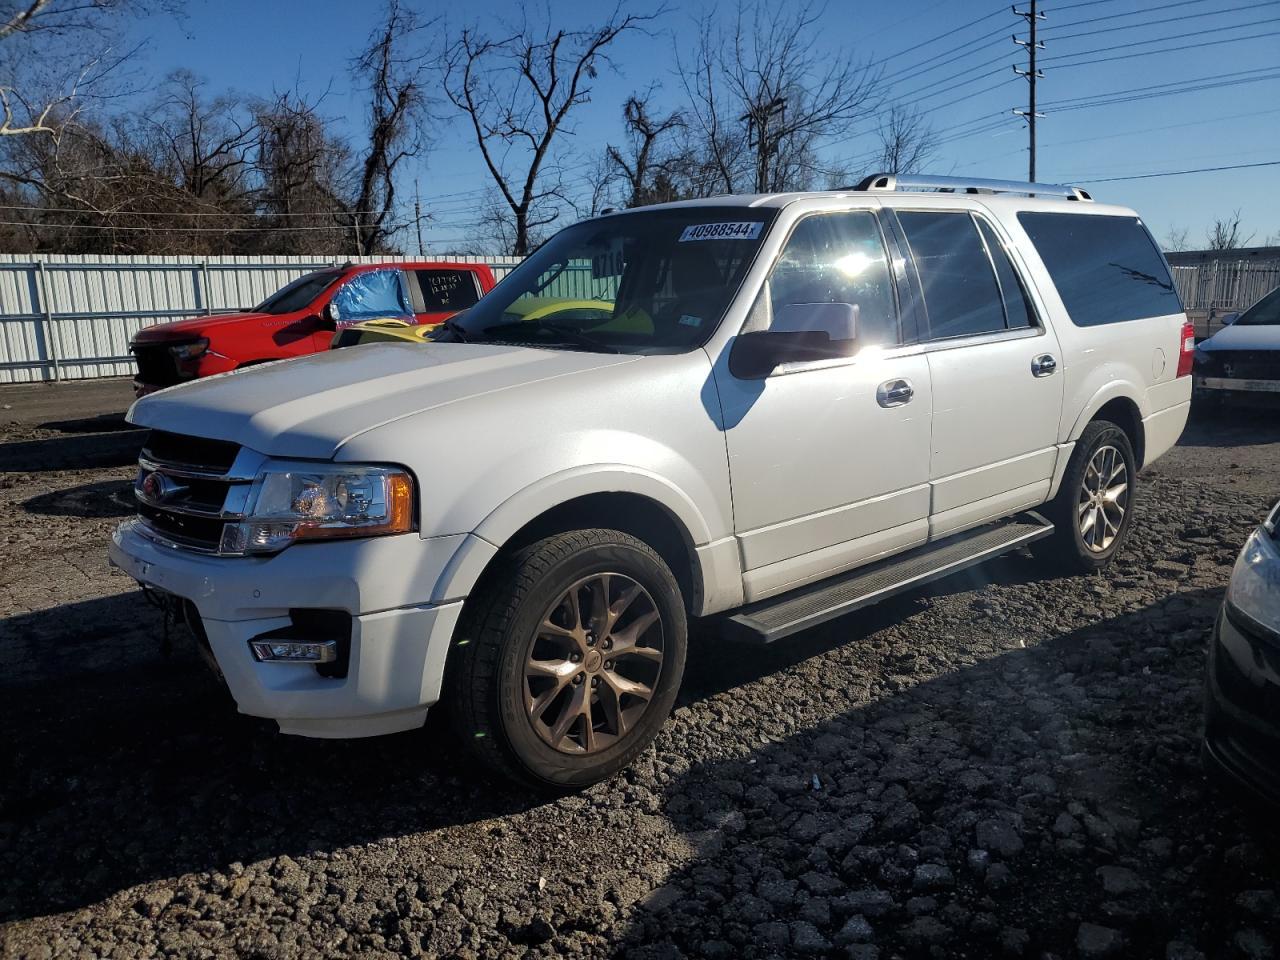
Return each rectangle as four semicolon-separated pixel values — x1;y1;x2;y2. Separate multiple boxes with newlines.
439;316;471;343
476;319;622;354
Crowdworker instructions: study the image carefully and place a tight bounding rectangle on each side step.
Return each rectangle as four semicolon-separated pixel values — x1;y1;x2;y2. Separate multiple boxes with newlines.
722;513;1054;644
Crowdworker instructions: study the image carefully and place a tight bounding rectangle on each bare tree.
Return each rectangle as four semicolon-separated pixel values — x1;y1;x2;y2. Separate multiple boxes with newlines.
1162;225;1191;253
444;5;661;255
678;3;880;196
606;90;683;208
0;0;172;139
874;105;936;175
340;0;432;254
1206;210;1255;251
253;88;350;254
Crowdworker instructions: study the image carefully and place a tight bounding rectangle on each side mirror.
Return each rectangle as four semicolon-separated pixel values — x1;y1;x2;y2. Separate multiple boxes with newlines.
729;329;854;379
1221;312;1240;327
729;302;859;379
315;304;338;331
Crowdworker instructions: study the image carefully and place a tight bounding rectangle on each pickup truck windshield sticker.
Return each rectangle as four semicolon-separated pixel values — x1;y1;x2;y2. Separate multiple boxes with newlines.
678;221;764;242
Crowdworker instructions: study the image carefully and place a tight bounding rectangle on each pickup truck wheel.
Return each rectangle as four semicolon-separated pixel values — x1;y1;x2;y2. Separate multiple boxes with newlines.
445;529;687;791
1033;420;1137;574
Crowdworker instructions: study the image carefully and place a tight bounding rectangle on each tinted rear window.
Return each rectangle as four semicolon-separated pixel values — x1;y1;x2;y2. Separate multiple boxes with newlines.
1017;212;1182;326
415;269;481;311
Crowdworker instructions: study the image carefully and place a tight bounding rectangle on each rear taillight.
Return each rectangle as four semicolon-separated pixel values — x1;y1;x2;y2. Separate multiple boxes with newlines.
1176;320;1195;378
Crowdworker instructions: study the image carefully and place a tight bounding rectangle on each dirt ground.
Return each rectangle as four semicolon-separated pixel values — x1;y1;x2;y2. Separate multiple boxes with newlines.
0;387;1278;960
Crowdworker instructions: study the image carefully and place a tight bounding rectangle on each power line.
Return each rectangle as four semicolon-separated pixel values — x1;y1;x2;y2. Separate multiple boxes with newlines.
1041;0;1228;33
1043;16;1280;64
1044;0;1279;42
1043;67;1280;109
1070;159;1280;183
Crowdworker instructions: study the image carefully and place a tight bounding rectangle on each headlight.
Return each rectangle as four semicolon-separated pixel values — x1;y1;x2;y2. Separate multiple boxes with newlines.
169;338;210;361
1225;520;1280;637
220;463;415;555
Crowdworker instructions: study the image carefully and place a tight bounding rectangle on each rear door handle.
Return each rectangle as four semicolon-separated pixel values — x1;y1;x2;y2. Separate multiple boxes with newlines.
877;378;914;407
1031;354;1057;377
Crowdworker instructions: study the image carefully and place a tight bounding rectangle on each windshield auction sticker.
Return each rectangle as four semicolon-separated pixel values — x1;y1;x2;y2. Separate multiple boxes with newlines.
678;222;764;242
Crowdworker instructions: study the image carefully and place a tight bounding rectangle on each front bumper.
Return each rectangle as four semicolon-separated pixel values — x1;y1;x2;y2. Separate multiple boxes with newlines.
109;518;470;738
1203;605;1280;807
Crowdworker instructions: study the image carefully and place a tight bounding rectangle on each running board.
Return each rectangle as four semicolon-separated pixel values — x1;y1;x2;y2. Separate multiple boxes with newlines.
722;513;1054;644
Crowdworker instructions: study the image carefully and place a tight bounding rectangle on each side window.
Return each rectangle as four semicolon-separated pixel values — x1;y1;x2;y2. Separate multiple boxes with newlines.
898;211;1006;340
329;269;412;324
1017;212;1183;325
758;211;899;347
414;269;481;311
975;218;1037;329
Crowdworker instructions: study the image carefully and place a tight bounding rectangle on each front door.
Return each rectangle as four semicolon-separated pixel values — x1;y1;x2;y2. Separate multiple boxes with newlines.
713;209;934;602
891;208;1064;538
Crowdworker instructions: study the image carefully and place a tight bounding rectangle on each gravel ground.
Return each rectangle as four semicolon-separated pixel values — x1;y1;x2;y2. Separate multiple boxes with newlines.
1;401;1279;959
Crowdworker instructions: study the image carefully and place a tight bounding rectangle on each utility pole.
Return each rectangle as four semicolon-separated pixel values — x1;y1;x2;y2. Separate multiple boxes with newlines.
1013;0;1045;182
414;179;425;257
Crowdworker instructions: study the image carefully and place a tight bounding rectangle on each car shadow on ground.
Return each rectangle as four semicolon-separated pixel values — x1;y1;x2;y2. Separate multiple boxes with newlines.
0;431;143;472
0;591;542;923
1181;403;1280;448
22;478;135;518
621;586;1280;959
0;552;1080;925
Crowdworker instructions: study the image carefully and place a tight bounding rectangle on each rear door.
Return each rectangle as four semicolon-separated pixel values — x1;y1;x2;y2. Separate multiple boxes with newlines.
891;207;1064;539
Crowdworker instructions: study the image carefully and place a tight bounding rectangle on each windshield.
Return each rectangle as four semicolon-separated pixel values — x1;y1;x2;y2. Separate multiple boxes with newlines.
254;270;341;315
439;208;777;353
1237;286;1280;326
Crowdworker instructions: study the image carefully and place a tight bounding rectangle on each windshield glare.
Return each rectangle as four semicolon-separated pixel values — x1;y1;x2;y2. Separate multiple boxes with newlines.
1237;286;1280;326
444;208;777;353
255;271;340;315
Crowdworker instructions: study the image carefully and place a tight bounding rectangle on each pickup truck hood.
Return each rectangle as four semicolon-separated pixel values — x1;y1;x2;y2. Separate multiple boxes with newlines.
127;341;639;459
1199;323;1280;352
132;312;276;341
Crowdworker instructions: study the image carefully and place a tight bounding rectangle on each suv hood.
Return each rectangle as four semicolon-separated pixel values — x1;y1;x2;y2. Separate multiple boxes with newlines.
132;312;277;341
128;341;639;459
1199;323;1280;352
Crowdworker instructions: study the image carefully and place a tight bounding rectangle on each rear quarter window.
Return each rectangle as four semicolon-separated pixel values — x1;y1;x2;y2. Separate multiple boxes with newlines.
1017;212;1182;326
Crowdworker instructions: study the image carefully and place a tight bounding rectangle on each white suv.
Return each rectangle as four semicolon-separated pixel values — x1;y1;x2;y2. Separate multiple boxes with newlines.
109;174;1193;789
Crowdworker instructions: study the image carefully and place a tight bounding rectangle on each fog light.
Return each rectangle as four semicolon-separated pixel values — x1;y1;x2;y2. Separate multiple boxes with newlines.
250;639;337;663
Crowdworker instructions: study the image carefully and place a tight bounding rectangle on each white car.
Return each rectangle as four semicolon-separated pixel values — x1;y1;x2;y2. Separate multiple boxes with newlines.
109;174;1193;789
1194;284;1280;400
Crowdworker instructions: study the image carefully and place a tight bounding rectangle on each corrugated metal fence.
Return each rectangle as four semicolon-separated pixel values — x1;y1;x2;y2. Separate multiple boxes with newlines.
0;254;523;383
5;248;1279;383
1169;258;1280;314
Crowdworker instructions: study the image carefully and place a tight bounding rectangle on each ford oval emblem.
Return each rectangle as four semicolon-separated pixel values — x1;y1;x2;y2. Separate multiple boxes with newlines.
141;471;188;503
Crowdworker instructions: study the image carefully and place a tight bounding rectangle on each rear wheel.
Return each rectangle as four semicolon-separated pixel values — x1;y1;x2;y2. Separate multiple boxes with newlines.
445;529;687;791
1033;420;1137;574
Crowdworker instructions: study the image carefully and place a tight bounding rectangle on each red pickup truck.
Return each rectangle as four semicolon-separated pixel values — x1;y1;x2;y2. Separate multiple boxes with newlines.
129;260;497;396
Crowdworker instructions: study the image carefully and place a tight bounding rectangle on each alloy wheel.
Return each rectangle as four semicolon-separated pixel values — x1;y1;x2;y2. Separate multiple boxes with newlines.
523;573;665;754
1078;444;1129;553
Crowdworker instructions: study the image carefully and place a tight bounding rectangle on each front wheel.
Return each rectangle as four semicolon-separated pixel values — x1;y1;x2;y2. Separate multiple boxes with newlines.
445;529;687;791
1032;420;1138;574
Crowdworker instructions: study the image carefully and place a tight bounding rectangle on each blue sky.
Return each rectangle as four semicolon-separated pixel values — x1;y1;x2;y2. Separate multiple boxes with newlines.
127;0;1280;251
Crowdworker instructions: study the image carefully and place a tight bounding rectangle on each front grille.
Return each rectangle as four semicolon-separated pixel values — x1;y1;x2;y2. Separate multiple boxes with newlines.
1200;349;1280;381
131;343;191;388
135;430;250;554
143;430;239;474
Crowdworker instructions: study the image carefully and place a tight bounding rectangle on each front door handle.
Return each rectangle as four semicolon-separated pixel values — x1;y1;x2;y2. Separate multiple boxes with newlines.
1031;354;1057;377
877;378;914;407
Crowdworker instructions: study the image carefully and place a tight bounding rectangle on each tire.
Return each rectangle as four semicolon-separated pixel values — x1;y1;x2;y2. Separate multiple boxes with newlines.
1032;420;1138;574
445;529;687;792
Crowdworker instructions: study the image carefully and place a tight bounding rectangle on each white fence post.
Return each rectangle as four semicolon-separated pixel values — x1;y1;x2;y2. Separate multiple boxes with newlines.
34;260;61;382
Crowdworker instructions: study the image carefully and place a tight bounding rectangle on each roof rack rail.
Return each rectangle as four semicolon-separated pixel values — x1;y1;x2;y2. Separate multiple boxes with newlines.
848;173;1093;202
